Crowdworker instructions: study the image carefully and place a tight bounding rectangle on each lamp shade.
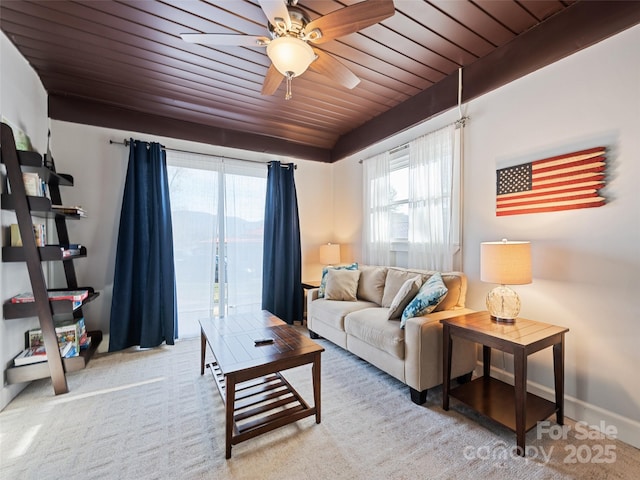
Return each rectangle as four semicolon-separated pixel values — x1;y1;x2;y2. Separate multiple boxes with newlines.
481;240;532;285
319;243;340;265
266;36;316;77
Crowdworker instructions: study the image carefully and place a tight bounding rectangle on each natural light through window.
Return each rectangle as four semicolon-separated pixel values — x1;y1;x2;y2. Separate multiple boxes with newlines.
167;152;267;337
362;124;461;271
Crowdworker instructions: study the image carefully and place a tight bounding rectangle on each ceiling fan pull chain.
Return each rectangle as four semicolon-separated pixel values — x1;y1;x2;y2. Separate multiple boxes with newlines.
285;72;294;100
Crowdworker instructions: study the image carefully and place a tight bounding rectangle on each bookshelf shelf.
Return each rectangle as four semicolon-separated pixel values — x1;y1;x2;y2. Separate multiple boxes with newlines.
3;289;100;320
2;245;88;262
1;122;102;395
6;331;103;384
1;193;84;219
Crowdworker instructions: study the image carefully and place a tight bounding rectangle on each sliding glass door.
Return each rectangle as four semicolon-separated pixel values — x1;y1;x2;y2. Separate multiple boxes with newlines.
167;152;267;338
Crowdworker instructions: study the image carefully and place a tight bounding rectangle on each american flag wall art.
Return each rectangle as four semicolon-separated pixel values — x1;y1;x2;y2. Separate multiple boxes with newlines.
495;147;606;216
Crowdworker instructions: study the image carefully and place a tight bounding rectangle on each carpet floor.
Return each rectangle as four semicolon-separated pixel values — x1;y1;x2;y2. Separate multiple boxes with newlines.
1;330;638;480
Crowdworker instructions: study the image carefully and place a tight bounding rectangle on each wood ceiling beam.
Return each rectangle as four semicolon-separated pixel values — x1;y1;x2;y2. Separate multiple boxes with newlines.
48;95;331;163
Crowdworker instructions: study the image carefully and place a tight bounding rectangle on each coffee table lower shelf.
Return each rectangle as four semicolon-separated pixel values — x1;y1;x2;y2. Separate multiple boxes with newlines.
206;360;317;449
450;376;558;433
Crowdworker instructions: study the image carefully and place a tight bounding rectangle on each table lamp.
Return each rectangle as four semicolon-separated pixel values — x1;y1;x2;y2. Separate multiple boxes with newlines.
319;243;340;266
480;239;532;323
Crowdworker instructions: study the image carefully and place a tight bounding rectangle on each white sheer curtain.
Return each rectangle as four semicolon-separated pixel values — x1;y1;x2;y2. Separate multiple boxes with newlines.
407;123;461;271
222;160;268;316
362;151;392;265
166;151;266;337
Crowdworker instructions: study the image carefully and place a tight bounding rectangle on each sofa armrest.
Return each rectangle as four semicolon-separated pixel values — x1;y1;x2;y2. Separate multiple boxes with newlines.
307;288;319;301
403;309;478;392
307;288;319;313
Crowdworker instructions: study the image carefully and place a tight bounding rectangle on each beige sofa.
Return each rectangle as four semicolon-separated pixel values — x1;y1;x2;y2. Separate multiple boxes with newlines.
307;265;477;404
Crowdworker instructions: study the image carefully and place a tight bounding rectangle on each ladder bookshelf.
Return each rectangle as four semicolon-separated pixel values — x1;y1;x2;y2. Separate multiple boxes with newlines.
1;122;102;394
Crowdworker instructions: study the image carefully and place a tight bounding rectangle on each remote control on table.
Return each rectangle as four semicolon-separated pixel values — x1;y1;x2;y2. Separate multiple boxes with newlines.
254;338;274;345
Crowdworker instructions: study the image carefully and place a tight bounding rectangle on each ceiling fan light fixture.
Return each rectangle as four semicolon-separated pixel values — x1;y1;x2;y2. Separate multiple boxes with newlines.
266;36;316;77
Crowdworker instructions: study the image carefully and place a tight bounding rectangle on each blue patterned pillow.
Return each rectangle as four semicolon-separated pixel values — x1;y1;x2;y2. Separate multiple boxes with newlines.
318;262;358;298
400;272;448;328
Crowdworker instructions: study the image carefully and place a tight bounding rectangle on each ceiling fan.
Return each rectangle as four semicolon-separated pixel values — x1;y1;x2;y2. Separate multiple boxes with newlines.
180;0;395;100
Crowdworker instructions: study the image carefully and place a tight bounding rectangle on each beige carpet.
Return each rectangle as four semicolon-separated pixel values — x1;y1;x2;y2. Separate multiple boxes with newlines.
1;330;638;480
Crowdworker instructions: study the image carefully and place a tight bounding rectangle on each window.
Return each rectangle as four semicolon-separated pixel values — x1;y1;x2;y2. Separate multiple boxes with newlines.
166;152;266;337
362;124;461;271
389;146;409;244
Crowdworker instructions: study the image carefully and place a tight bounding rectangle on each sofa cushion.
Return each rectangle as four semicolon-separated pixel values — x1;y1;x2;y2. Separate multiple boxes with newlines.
325;269;361;301
345;308;405;359
310;298;377;331
400;272;448;328
387;275;422;319
357;265;387;305
318;262;358;298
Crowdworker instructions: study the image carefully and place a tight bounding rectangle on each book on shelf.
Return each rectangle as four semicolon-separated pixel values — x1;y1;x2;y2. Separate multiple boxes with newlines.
51;204;87;217
13;342;74;367
10;223;46;247
10;289;89;304
22;172;46;197
60;243;83;258
28;317;87;356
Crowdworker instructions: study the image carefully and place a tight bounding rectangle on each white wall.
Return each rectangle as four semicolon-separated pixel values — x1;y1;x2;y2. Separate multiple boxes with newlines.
0;32;49;409
334;25;640;448
48;121;334;347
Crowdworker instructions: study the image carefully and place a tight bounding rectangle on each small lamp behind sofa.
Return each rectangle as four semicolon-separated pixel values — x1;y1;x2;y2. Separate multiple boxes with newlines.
320;243;341;266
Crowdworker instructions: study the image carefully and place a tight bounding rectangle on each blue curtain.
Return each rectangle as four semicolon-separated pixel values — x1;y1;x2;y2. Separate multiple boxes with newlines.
262;161;302;324
109;139;177;351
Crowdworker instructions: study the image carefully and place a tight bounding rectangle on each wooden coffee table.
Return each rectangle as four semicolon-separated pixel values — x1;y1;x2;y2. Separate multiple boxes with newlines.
199;310;324;458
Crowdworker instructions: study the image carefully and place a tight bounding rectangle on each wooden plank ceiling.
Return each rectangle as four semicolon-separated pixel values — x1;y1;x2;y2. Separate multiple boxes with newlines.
1;1;639;162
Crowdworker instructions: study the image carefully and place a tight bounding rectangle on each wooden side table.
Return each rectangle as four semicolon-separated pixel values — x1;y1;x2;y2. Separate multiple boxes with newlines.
441;311;569;456
301;280;321;322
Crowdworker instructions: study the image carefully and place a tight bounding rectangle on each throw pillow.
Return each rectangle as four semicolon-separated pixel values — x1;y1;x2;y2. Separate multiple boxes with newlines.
318;262;358;298
381;268;427;307
387;275;422;320
400;272;449;328
357;265;387;305
324;269;361;301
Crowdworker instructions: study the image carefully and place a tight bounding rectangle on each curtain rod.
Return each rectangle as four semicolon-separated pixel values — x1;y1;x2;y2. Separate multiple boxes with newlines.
108;139;296;169
357;116;469;164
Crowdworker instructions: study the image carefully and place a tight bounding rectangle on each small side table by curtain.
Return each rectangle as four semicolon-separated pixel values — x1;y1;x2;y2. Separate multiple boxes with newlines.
302;281;321;323
441;311;569;456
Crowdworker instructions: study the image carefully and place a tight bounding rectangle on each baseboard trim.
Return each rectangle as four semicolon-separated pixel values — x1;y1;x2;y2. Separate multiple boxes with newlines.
98;333;110;354
473;363;640;449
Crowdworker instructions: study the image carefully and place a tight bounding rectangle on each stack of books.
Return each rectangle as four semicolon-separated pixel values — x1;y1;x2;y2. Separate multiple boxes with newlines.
61;244;83;258
14;317;90;367
51;205;87;217
10;289;89;311
14;342;74;366
28;317;89;353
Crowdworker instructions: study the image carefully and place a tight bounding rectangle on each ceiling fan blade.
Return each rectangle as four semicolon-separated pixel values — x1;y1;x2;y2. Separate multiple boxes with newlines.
258;0;291;33
305;0;395;44
261;64;285;96
309;49;360;90
180;33;269;47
